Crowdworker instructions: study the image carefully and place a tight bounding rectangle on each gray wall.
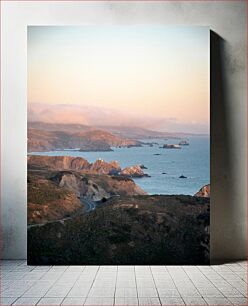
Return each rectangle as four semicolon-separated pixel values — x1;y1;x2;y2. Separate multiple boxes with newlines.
1;1;246;261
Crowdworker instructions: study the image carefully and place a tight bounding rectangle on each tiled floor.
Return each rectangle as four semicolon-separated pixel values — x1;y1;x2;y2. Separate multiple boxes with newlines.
0;261;247;306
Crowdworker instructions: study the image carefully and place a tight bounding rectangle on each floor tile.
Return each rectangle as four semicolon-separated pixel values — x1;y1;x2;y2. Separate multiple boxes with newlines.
88;287;115;298
228;297;248;305
136;279;155;287
218;287;244;297
45;284;72;297
160;297;185;305
37;297;64;305
12;297;41;305
66;266;85;272
61;297;86;305
178;289;201;298
116;280;136;288
138;287;158;297
138;297;161;305
85;297;114;305
157;288;180;298
182;297;207;305
22;284;53;297
2;289;29;298
197;288;224;297
92;280;116;288
115;288;137;298
115;297;138;305
204;297;233;305
0;297;17;306
67;285;91;297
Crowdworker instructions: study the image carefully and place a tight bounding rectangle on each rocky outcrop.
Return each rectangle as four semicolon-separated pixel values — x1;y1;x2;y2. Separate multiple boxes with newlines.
120;165;150;178
179;140;189;146
195;184;210;198
28;155;149;178
162;144;181;149
27;155;91;171
28;194;209;265
53;171;147;202
27;155;119;175
90;159;121;175
53;172;110;201
27;173;83;225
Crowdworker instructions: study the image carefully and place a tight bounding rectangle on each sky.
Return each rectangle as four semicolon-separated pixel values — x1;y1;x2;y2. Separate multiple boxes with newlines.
28;26;209;133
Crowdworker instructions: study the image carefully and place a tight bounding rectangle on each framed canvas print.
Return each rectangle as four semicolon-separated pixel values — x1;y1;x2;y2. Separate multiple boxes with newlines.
27;25;210;265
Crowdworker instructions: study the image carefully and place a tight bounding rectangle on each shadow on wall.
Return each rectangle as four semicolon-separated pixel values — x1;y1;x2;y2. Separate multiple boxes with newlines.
210;31;242;264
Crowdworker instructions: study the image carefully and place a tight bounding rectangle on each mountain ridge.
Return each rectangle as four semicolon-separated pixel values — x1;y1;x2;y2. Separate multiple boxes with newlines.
28;102;209;134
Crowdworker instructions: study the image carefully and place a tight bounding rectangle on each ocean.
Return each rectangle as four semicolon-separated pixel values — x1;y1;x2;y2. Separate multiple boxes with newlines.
29;136;210;196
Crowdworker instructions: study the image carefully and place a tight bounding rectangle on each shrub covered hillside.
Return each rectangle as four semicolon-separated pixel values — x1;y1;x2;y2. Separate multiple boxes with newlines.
28;194;209;265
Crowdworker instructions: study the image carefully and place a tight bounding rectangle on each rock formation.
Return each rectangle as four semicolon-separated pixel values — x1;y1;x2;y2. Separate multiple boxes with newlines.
120;165;150;178
195;184;210;198
162;144;181;149
90;159;121;175
52;171;147;202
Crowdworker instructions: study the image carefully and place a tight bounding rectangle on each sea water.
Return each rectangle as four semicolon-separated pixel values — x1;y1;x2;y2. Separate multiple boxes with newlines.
29;136;210;196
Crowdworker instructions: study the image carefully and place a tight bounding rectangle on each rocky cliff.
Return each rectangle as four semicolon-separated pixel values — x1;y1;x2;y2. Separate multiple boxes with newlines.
28;155;91;171
28;155;148;178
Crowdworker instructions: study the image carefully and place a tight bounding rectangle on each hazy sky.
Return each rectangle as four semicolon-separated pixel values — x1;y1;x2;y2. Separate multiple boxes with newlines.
28;26;209;133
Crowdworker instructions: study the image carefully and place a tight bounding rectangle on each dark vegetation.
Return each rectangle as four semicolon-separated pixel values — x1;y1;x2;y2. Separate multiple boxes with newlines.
28;194;209;265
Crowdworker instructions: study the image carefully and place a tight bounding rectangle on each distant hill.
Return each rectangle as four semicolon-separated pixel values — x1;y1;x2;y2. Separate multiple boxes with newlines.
96;125;200;139
28;120;192;152
28;103;209;134
28;121;92;133
28;121;203;146
28;127;141;152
